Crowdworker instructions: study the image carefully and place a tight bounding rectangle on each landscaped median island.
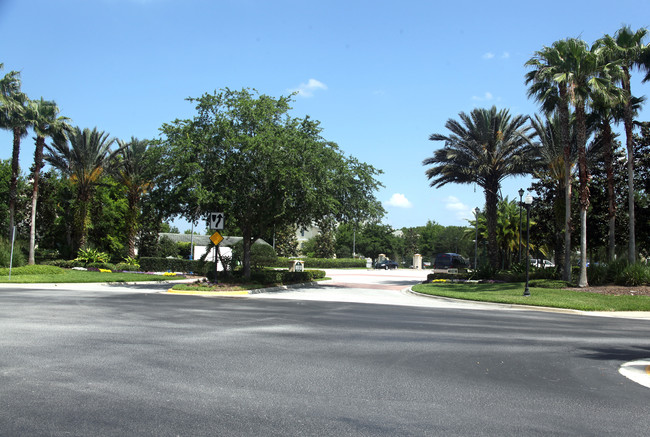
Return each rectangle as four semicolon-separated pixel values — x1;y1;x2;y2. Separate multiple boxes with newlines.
0;265;188;283
168;269;328;295
411;280;650;312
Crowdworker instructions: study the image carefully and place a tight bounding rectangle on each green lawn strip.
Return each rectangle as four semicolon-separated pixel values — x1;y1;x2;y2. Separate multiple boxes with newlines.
411;282;650;312
0;269;187;284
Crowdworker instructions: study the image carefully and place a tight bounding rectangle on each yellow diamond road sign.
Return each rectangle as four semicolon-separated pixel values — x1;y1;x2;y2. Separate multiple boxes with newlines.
210;231;224;246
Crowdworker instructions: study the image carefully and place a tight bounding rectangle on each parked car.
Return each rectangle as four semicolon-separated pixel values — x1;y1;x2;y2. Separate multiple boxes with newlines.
530;259;555;268
433;253;469;270
375;260;398;270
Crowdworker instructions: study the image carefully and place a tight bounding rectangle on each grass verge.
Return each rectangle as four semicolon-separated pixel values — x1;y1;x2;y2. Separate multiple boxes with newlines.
411;282;650;312
0;268;188;284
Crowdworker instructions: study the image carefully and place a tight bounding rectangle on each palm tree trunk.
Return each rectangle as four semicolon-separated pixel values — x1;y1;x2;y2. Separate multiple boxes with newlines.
484;183;499;269
8;127;21;238
602;121;616;261
621;68;635;262
126;190;139;258
559;96;572;283
28;136;45;265
576;105;589;288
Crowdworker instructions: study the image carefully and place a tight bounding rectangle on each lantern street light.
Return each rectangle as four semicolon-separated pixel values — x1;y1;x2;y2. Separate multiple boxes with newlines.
518;188;524;263
523;193;533;296
474;207;480;270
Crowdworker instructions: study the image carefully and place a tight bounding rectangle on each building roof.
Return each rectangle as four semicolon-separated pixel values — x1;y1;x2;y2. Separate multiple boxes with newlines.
158;233;270;247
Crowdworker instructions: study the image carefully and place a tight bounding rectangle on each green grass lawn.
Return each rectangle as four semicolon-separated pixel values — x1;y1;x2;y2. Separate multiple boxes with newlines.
411;282;650;312
0;266;187;284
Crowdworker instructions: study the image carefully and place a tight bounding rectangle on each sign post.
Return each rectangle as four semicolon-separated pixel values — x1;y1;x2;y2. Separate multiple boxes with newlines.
208;213;225;283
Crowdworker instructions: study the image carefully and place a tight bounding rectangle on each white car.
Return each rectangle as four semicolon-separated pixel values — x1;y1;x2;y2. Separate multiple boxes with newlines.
530;259;555;268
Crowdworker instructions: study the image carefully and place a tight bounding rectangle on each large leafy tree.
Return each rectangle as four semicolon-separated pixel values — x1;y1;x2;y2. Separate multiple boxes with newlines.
26;98;70;264
0;67;29;238
158;88;383;278
45;127;119;252
598;26;649;262
112;137;154;258
423;106;536;269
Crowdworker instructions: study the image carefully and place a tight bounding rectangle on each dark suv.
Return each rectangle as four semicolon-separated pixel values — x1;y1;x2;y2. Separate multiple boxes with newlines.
432;253;469;270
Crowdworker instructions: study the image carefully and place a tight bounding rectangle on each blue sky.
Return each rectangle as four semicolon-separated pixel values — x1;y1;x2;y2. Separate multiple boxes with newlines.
2;0;650;231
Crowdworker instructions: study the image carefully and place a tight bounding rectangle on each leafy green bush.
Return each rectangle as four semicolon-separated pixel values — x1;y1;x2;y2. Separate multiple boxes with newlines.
115;262;140;271
615;263;650;286
139;257;211;274
0;237;27;268
158;236;179;258
231;241;278;269
0;264;65;276
75;248;110;264
587;263;609;286
43;259;84;268
86;262;116;271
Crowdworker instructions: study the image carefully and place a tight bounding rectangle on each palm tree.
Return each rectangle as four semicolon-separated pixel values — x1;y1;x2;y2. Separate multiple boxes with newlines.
597;26;649;263
26;98;70;264
528;113;576;273
45;127;117;252
527;38;620;287
423;106;536;269
112;137;153;258
525;40;574;282
0;67;29;238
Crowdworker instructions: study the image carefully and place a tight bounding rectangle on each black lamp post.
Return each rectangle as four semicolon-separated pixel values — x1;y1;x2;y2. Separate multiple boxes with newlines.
523;193;533;296
518;188;524;263
474;207;480;270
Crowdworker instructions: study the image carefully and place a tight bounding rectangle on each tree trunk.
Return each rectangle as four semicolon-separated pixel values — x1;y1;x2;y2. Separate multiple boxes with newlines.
576;104;589;288
28;136;45;265
242;226;252;279
126;190;139;258
8;127;21;238
559;95;572;283
484;183;499;269
623;69;635;262
602;121;616;261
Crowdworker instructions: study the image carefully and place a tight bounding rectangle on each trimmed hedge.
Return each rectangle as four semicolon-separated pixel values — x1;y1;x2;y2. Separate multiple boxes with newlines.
273;257;365;269
138;257;213;274
207;268;326;284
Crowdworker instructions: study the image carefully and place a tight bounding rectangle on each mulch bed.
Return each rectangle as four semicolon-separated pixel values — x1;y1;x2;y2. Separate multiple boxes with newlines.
568;285;650;296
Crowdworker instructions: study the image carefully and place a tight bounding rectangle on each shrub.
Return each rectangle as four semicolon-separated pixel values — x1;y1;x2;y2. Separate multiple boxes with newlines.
0;237;27;268
158;236;178;258
615;263;650;286
43;259;84;269
75;248;110;264
231;241;278;269
0;264;65;276
115;262;140;271
139;257;212;275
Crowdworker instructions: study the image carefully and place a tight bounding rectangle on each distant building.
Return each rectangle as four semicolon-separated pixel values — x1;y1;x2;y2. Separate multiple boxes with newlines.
158;233;270;271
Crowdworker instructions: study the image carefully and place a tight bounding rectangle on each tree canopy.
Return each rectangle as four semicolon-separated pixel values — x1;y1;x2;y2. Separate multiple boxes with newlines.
157;88;383;278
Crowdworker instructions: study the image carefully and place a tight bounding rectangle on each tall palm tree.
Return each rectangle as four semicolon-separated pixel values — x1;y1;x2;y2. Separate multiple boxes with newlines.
527;38;619;287
112;137;153;258
597;26;648;262
26;98;70;264
423;106;536;269
0;67;29;238
526;40;574;282
45;127;117;252
528;112;576;273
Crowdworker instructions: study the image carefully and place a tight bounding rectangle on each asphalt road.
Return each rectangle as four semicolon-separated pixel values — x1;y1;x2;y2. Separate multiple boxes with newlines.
1;276;650;436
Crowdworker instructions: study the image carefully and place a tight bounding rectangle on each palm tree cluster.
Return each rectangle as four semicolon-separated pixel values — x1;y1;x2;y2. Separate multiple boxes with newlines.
424;25;650;287
1;65;153;262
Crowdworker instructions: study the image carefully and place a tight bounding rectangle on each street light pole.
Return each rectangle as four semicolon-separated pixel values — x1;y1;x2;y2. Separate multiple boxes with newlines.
474;207;480;270
518;188;524;263
523;193;533;296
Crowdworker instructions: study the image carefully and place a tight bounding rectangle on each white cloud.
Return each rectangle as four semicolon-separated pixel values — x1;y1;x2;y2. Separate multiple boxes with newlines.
472;92;493;101
385;193;413;208
444;196;472;221
290;78;327;97
482;52;495;60
501;51;510;59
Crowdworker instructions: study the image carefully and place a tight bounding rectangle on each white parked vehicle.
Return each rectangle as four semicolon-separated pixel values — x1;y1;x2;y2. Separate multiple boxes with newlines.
530;259;555;268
